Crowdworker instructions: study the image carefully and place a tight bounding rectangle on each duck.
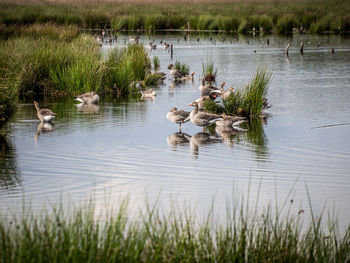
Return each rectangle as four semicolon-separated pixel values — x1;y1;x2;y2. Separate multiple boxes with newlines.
179;72;195;81
75;91;99;104
140;88;157;98
167;107;190;131
33;101;56;123
195;90;221;111
199;79;220;95
168;64;183;80
188;101;223;131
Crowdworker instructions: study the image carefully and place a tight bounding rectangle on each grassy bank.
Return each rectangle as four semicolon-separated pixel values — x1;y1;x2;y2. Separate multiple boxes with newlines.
0;0;349;34
0;196;349;262
205;68;271;118
0;24;159;127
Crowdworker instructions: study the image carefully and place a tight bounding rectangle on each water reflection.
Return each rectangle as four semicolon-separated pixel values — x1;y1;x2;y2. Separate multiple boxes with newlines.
167;132;191;149
190;132;222;157
215;125;246;147
34;122;55;142
75;103;99;114
0;135;21;190
241;119;269;159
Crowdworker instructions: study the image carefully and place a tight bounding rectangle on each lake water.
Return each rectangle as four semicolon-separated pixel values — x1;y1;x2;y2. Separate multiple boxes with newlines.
1;33;350;228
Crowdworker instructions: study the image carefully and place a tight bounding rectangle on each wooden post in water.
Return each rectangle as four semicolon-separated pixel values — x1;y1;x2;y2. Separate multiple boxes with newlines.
332;47;335;54
300;42;304;55
170;44;173;59
267;38;269;45
285;42;291;56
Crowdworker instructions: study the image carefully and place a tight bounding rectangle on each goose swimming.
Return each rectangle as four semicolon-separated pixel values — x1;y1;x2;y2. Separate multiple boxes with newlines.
33;101;56;123
75;91;99;104
188;101;223;131
167;107;190;131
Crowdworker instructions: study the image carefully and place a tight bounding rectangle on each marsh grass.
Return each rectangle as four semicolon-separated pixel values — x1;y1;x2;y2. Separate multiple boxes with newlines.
205;68;271;118
202;60;218;82
174;60;190;76
152;56;160;69
103;44;153;96
1;0;349;33
0;192;349;262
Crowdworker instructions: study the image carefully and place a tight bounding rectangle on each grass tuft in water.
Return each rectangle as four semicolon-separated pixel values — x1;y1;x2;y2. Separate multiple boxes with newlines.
174;60;190;76
153;56;160;69
202;60;218;82
205;68;271;118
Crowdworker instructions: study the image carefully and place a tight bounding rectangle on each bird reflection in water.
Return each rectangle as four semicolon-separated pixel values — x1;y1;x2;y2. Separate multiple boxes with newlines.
34;122;55;142
215;125;246;147
190;132;222;157
167;132;191;150
75;103;99;113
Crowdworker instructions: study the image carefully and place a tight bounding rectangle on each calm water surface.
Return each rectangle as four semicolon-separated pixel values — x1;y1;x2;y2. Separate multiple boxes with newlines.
1;34;350;227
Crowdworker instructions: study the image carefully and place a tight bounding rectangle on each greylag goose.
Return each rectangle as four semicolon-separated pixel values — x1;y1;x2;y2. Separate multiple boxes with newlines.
141;88;157;98
195;90;221;111
215;115;246;128
75;91;99;104
221;87;235;100
167;107;190;131
179;72;195;81
33;101;56;123
199;79;221;95
168;64;183;80
188;101;223;131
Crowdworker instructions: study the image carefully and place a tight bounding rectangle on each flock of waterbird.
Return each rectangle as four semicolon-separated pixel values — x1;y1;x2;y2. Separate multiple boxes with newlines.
165;64;246;133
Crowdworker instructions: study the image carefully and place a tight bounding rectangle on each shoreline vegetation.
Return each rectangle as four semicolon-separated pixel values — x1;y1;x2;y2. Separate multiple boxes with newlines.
0;195;349;262
0;0;349;35
0;24;161;127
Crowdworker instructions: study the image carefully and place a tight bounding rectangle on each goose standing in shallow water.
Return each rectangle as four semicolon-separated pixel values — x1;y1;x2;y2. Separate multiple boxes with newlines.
33;101;56;123
188;101;223;131
168;64;183;80
167;107;190;131
75;91;99;104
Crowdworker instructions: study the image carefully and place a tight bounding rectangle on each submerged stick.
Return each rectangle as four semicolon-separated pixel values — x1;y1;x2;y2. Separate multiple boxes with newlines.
311;122;350;129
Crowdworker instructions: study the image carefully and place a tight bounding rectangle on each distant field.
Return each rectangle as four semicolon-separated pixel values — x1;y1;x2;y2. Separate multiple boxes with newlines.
0;0;349;33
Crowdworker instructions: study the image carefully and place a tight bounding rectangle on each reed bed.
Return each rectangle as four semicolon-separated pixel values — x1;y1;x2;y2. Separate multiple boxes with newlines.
205;68;271;118
0;195;349;263
0;0;349;34
0;24;160;126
